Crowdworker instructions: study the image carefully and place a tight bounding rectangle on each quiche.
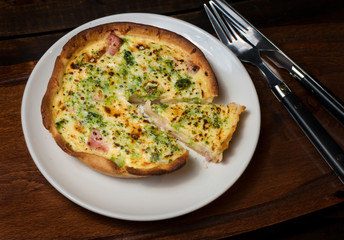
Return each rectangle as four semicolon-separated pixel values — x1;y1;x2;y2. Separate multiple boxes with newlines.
144;101;245;162
41;22;219;178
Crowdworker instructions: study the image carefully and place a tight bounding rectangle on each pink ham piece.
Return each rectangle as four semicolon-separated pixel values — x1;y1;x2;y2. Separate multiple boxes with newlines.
106;32;123;56
87;129;109;153
92;90;104;102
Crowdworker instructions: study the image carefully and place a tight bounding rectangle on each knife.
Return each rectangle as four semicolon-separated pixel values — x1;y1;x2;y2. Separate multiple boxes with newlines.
212;0;344;125
205;1;344;184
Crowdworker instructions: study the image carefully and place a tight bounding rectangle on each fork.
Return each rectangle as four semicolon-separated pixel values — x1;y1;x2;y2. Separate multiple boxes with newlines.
204;3;344;183
209;0;276;52
205;2;283;95
210;0;344;124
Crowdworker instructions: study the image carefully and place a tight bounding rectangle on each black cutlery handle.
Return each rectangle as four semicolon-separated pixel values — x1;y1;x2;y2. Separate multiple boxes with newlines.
274;83;344;183
291;66;344;125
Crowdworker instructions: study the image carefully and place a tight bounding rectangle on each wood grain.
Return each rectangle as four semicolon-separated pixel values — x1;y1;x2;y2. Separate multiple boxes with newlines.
0;0;203;37
1;0;344;239
0;61;37;85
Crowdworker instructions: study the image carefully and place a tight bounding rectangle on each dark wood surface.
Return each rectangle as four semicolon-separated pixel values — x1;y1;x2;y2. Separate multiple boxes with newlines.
1;0;344;239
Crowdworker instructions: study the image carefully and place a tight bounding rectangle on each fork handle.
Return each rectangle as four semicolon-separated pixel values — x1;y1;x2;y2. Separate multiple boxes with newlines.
274;82;344;183
291;66;344;125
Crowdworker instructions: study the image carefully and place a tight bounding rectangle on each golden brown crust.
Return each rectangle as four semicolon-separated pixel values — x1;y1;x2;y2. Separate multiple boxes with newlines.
41;56;64;131
52;144;188;178
125;151;188;176
42;22;216;178
75;151;188;178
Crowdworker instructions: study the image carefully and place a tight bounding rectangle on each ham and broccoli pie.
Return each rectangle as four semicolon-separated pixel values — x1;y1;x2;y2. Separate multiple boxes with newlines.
41;22;244;178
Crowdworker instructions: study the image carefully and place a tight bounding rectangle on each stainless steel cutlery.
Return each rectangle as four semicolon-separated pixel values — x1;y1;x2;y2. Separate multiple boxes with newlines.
205;0;344;183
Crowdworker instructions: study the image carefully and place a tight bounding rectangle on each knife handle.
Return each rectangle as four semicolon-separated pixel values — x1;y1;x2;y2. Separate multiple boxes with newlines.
274;82;344;183
291;66;344;125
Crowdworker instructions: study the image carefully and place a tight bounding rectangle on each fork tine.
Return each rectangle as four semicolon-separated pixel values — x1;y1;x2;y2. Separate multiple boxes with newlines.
208;2;237;42
204;4;233;45
217;10;244;42
208;1;249;46
210;0;249;32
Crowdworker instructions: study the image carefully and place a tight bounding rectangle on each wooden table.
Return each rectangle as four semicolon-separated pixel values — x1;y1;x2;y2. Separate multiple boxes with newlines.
1;0;343;239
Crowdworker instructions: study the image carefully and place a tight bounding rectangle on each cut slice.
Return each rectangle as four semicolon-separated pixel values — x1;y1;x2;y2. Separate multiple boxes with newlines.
144;101;245;162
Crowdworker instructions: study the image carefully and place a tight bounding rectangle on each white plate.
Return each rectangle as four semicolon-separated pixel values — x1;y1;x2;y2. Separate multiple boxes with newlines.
21;13;260;221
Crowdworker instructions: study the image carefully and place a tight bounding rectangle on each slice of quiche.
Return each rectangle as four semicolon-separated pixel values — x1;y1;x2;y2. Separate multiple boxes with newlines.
144;101;245;162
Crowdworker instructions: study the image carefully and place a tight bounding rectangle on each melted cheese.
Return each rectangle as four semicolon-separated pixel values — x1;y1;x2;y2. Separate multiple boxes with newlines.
52;35;205;169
